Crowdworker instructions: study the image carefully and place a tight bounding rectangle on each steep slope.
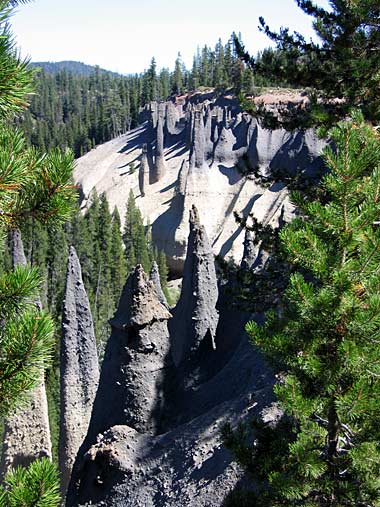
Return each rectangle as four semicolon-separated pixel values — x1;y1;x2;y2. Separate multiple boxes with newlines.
74;92;326;275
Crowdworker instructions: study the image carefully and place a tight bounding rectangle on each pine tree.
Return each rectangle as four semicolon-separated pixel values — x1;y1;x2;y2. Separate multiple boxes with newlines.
0;2;76;505
172;53;184;95
123;189;150;272
223;113;380;506
235;1;380;125
110;207;127;302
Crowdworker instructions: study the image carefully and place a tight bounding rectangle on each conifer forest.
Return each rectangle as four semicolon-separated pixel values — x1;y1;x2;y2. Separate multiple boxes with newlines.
1;1;380;506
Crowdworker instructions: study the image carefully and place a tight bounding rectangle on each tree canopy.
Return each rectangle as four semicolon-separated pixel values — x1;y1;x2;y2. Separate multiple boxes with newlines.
224;114;380;506
235;0;380;125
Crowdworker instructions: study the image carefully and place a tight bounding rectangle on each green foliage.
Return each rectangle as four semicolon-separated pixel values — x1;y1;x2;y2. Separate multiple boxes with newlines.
225;113;380;506
235;1;380;125
0;1;34;117
19;34;269;158
124;190;150;273
0;3;74;504
0;458;60;507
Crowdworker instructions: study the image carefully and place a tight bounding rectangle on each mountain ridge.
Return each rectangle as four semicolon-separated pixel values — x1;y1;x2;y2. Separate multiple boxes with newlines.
30;60;121;77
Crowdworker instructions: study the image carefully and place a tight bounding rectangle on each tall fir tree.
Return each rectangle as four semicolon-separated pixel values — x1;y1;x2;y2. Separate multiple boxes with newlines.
223;113;380;506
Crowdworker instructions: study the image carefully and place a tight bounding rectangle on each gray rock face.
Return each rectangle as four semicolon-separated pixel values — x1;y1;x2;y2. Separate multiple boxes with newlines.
84;265;172;440
59;246;99;493
151;106;167;183
138;143;149;197
214;126;239;164
189;109;207;170
149;261;169;309
66;320;276;507
165;101;182;135
170;206;219;367
176;159;188;197
0;230;52;478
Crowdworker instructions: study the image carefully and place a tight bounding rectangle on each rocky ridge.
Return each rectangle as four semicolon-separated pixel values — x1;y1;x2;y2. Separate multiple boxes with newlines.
74;91;326;275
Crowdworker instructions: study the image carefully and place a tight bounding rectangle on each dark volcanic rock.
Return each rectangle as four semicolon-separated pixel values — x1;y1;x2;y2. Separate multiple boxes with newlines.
84;265;171;439
66;324;276;507
170;206;219;368
59;246;99;493
0;230;52;478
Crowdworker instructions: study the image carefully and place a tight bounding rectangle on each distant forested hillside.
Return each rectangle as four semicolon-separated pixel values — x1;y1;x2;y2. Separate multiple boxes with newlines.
20;36;284;158
31;60;117;76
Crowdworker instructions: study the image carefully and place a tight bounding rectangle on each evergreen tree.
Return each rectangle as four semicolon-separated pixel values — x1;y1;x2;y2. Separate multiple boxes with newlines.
235;1;380;125
110;207;127;301
157;249;169;293
223;113;380;506
94;194;113;346
0;2;76;505
172;53;184;95
123;190;152;273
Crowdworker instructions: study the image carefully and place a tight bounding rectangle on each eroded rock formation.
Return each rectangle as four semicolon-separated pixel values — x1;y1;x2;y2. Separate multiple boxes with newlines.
59;246;99;492
189;108;207;170
149;261;169;309
0;230;52;477
138;143;149;197
151;105;167;183
83;264;172;441
65;211;277;507
170;205;219;368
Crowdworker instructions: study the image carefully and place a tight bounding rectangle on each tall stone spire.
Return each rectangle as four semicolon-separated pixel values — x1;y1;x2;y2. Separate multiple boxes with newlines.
59;246;99;493
176;159;189;197
150;106;167;183
204;106;214;160
171;206;219;367
138;143;149;197
85;265;172;440
189;109;207;170
150;260;169;309
0;230;52;478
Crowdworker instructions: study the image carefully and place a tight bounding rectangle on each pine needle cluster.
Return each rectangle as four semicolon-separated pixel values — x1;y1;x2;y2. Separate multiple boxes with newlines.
224;113;380;506
0;1;76;505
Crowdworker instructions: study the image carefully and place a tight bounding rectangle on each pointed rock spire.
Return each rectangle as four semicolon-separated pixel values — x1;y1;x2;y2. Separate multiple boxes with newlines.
85;265;172;439
204;106;214;160
151;110;167;183
189;109;207;170
241;229;256;270
176;159;189;197
59;246;99;493
1;230;52;478
139;143;149;197
171;206;219;367
150;261;169;309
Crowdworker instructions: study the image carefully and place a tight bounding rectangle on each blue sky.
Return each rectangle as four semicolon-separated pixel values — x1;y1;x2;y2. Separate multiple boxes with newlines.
12;0;330;75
